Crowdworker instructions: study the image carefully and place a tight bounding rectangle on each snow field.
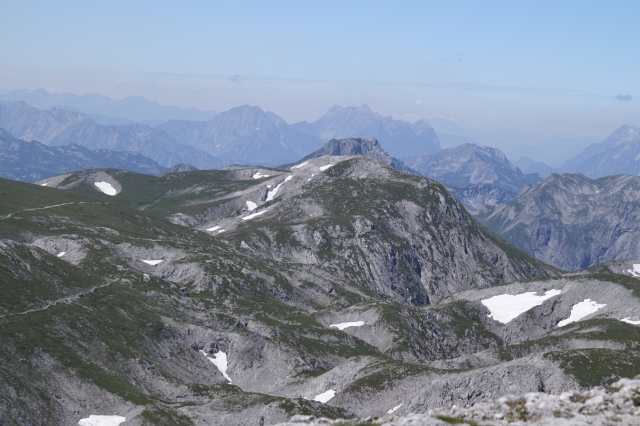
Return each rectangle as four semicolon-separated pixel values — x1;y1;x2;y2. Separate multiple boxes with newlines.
41;183;47;186
252;172;270;179
313;389;336;403
200;350;232;382
621;318;640;325
319;164;333;171
242;209;269;221
246;201;257;211
206;226;221;232
481;289;561;324
57;251;66;257
388;404;403;414
94;181;117;196
627;264;640;278
78;415;126;426
266;175;292;201
290;161;309;170
558;299;606;327
142;260;163;266
329;321;365;330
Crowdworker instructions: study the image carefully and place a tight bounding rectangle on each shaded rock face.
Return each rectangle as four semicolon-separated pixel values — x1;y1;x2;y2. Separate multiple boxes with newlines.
0;101;227;169
158;105;325;166
291;104;441;158
0;134;166;182
403;143;540;194
295;137;419;175
450;184;518;215
479;172;640;271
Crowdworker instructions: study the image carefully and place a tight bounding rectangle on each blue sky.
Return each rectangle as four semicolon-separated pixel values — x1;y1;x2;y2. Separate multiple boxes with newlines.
1;0;638;154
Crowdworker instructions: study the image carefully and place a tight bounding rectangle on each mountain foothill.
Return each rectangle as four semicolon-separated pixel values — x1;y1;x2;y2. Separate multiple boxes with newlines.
1;89;640;425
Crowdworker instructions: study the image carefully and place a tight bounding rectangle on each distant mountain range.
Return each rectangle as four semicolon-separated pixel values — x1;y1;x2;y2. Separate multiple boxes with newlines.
0;129;165;182
479;172;640;271
0;101;227;169
560;125;640;178
0;88;217;122
158;105;325;166
292;104;441;158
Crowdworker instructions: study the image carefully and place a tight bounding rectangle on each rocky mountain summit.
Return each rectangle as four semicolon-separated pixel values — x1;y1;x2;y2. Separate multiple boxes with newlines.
479;172;640;271
1;154;640;425
295;137;419;175
403;144;541;214
0;101;226;169
292;104;441;158
0;130;166;182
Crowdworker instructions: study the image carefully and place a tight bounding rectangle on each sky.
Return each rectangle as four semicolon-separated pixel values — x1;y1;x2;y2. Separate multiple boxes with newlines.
1;0;639;159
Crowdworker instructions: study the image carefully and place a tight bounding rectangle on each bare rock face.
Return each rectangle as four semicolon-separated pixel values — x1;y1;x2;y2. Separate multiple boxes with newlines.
479;173;640;271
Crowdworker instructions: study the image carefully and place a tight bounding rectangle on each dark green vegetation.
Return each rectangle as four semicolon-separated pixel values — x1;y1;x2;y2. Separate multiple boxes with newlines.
1;158;639;425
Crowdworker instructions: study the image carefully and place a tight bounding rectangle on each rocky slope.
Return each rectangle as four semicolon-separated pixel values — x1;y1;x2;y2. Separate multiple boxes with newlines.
562;125;640;177
158;105;325;166
0;101;226;169
479;173;640;271
294;137;419;175
292;104;441;158
403;144;540;214
2;158;639;425
0;131;165;182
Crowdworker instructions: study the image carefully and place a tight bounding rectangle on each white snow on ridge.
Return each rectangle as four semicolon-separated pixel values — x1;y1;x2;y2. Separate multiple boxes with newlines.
627;264;640;278
142;259;163;266
314;389;336;403
200;350;232;382
206;226;221;232
558;299;606;327
291;161;309;170
94;181;117;196
246;201;257;211
319;164;333;171
57;251;66;258
481;289;561;324
388;404;403;414
78;415;126;426
242;209;269;221
41;183;48;186
266;175;292;201
252;172;270;179
621;318;640;325
330;321;365;330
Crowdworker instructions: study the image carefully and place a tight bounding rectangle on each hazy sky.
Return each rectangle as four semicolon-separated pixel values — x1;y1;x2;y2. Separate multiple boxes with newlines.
1;0;639;147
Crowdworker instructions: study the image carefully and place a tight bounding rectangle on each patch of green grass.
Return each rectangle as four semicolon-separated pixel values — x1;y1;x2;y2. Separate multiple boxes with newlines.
546;348;640;387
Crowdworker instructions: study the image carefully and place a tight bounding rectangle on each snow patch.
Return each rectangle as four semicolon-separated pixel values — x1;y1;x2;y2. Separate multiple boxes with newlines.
330;321;365;330
558;299;606;327
200;350;231;382
217;229;225;234
388;404;403;414
627;264;640;278
252;172;270;179
481;289;561;324
40;183;48;186
314;389;336;403
621;318;640;325
266;175;292;201
94;181;117;196
206;226;221;232
78;415;126;426
246;201;257;211
142;259;163;266
57;251;66;258
291;161;309;170
319;164;333;171
242;209;269;221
